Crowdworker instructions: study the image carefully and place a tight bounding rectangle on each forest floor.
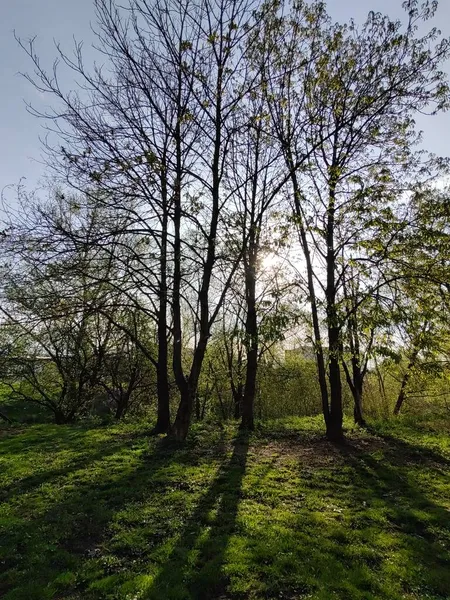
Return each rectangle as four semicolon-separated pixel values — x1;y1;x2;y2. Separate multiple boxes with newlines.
0;415;449;600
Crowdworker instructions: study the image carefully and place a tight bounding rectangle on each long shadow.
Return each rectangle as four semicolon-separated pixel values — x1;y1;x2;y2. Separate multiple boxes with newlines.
145;431;250;600
364;423;450;469
336;437;450;598
0;429;142;503
5;422;448;600
0;422;100;450
1;433;216;598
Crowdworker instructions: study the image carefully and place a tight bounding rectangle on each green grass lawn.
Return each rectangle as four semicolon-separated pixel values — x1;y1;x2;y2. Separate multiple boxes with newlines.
1;416;449;600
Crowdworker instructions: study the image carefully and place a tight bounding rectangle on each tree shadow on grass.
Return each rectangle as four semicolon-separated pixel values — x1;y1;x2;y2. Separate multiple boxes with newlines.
229;427;450;600
364;422;450;469
3;422;448;600
144;431;250;600
0;427;144;503
334;435;450;599
1;432;230;600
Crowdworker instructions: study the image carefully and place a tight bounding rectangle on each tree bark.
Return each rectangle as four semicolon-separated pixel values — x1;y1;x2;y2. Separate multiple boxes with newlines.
54;410;67;425
325;175;344;442
241;259;257;431
153;365;171;432
115;401;126;420
233;382;243;419
393;322;425;417
171;47;224;441
343;359;366;427
393;355;417;415
240;123;260;431
171;386;193;441
327;328;344;441
153;166;171;434
289;167;330;427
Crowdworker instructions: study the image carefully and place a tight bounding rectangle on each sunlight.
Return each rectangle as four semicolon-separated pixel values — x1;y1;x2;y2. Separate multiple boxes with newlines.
261;252;278;270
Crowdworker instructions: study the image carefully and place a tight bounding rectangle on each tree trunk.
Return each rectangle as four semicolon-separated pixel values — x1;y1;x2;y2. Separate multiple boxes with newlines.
327;329;344;442
201;393;208;420
343;359;366;427
54;410;67;425
152;163;171;435
115;401;126;420
195;393;201;420
326;413;344;442
325;175;344;442
153;362;171;433
228;342;243;419
352;359;366;427
353;388;365;427
171;387;193;441
351;367;366;427
289;167;330;427
241;349;256;429
241;248;258;431
170;108;190;441
171;339;208;441
170;50;224;441
394;338;422;416
394;360;415;415
233;383;242;419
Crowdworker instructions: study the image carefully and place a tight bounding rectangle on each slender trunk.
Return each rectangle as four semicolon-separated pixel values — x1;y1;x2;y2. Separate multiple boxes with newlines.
343;359;366;427
216;385;228;420
342;300;367;427
233;382;242;419
115;401;126;420
289;167;329;425
351;358;366;427
201;395;208;420
227;337;243;419
240;123;260;430
353;387;365;426
195;393;201;420
394;322;426;416
327;328;344;441
172;335;210;438
170;89;190;439
241;349;257;429
153;164;171;434
394;354;418;415
170;178;189;438
241;256;257;430
171;59;223;441
375;358;388;407
154;363;171;432
325;176;344;442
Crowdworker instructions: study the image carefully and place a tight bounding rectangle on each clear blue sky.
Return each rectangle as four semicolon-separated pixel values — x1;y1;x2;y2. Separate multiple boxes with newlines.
1;0;450;196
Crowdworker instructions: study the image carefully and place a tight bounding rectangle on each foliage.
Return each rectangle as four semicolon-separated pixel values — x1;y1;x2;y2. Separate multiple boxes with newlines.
1;0;449;440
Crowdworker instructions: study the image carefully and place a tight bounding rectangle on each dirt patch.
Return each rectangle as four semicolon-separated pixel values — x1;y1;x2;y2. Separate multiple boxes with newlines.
251;431;391;468
253;437;341;467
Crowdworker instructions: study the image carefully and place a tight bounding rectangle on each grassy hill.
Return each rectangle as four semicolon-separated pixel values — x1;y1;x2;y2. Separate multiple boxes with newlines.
1;416;449;600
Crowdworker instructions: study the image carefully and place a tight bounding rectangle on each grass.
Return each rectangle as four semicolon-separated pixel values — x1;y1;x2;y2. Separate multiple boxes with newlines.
0;415;449;600
0;391;53;424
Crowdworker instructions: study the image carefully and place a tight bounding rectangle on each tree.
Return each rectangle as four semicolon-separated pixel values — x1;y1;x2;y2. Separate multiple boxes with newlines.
18;0;274;440
0;190;159;423
224;79;290;429
261;0;450;440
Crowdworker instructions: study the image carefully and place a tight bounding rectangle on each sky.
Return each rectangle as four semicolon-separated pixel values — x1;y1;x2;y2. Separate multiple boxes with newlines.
1;0;450;198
